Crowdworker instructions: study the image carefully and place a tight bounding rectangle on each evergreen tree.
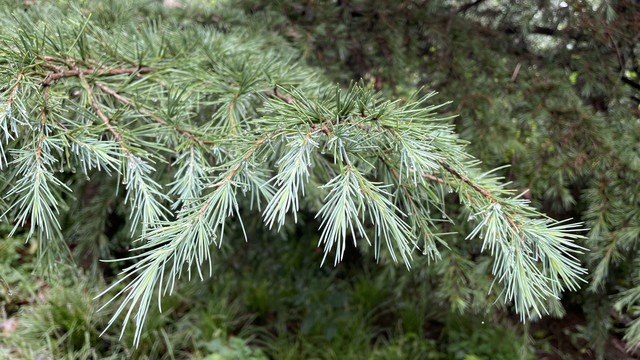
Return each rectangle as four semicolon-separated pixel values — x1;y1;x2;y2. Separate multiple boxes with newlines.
240;0;640;356
0;0;589;348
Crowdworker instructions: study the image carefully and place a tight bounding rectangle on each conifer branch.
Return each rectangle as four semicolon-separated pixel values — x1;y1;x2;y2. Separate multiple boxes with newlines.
94;82;213;146
0;4;590;346
78;66;168;232
39;56;152;87
100;129;280;346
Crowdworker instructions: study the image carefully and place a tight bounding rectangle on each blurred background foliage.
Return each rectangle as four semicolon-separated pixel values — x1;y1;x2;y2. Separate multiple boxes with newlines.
1;0;639;359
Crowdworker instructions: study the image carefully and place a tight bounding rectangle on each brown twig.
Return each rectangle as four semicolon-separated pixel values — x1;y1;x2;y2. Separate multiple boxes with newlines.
438;160;492;199
38;55;68;63
77;71;125;146
268;87;294;104
35;133;46;163
309;123;332;136
39;55;151;86
6;73;24;105
438;160;520;231
41;66;152;86
422;173;446;183
94;82;213;146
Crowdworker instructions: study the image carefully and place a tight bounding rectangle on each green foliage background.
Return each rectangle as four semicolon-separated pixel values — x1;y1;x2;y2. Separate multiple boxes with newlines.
0;0;639;359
